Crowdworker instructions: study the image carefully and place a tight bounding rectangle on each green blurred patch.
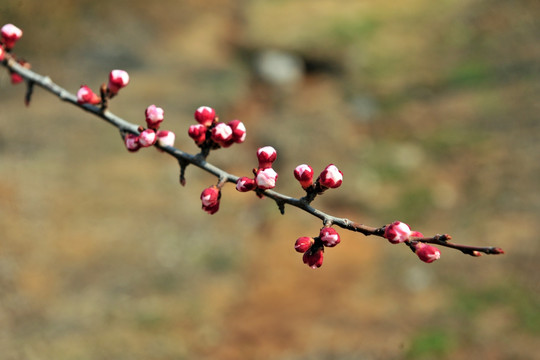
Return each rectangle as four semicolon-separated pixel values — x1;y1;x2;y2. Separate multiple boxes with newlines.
328;16;381;45
453;284;540;334
406;328;455;359
446;60;495;88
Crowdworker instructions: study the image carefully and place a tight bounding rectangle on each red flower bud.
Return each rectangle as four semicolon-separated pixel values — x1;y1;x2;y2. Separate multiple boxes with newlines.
414;243;441;263
156;130;175;147
384;221;411;244
255;168;278;190
294;164;314;189
194;106;216;127
211;122;233;147
303;247;324;269
1;24;23;50
228;119;246;143
0;46;5;61
257;146;277;169
236;176;256;192
124;133;140;152
188;124;207;145
200;186;221;214
107;69;130;94
318;164;343;189
145;104;164;130
77;85;101;105
294;237;314;253
10;71;23;84
319;227;341;247
138;129;157;147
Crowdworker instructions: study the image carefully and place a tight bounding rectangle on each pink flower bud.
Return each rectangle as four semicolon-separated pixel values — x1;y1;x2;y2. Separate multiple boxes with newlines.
384;221;412;244
294;164;314;189
124;133;140;152
188;124;207;145
228;119;247;143
0;47;5;61
319;227;341;247
236;176;256;192
138;129;157;147
303;247;324;269
414;243;441;263
1;24;23;50
410;231;424;239
318;164;343;189
10;71;23;84
294;237;314;253
156;130;175;147
257;146;277;169
77;85;101;105
107;69;130;94
194;106;216;127
211;122;233;147
200;186;221;215
255;168;278;190
145;104;164;130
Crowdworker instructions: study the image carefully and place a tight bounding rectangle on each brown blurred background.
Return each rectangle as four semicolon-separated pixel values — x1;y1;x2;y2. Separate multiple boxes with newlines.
1;0;539;359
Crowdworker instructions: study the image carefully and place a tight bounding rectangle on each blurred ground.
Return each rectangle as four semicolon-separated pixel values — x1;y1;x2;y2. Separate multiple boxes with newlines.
1;0;539;359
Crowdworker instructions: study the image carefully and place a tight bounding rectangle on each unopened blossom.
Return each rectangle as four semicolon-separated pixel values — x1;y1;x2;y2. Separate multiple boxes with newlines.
0;46;5;61
145;105;164;130
384;221;412;244
319;227;341;247
211;122;233;147
10;71;23;84
124;133;140;152
1;24;23;50
414;243;441;263
156;130;175;147
138;129;157;147
294;237;314;253
77;85;101;105
318;164;343;189
228;119;246;143
257;146;277;169
194;106;216;127
236;177;256;192
303;247;324;269
188;124;207;145
255;168;278;190
294;164;314;189
200;186;221;215
107;69;130;94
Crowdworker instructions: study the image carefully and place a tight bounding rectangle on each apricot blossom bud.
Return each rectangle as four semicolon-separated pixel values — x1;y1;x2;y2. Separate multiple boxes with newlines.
145;105;164;130
257;146;277;169
0;46;5;61
303;247;324;269
318;164;343;189
414;243;441;263
194;106;216;127
188;124;207;145
10;71;23;84
77;85;101;105
211;122;233;147
1;24;23;50
294;237;314;253
294;164;314;189
236;177;256;192
138;129;157;147
319;227;341;247
228;119;246;143
255;168;278;190
156;130;175;147
200;186;221;215
124;133;140;152
384;221;411;244
107;69;130;94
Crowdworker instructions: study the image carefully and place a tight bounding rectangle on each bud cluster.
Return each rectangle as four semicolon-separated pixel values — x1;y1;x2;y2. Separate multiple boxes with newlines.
294;163;343;198
384;221;441;263
236;146;279;193
124;104;175;152
76;69;130;106
188;106;246;150
1;23;29;85
294;226;341;269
